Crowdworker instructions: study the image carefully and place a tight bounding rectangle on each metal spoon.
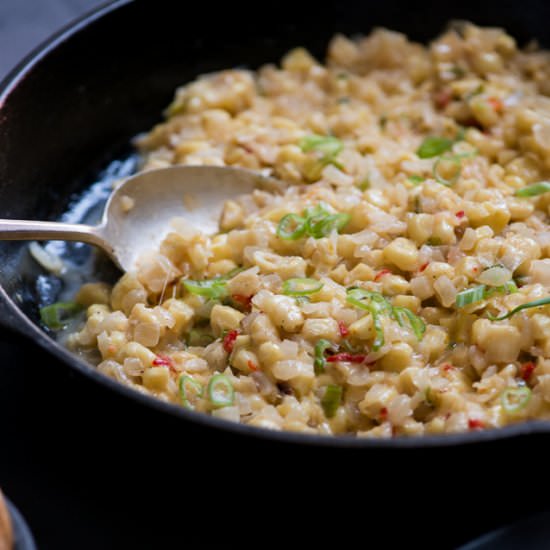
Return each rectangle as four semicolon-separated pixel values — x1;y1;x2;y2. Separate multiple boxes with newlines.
0;166;278;272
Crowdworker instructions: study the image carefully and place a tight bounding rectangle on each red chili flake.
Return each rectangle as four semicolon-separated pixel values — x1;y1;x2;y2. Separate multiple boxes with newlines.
468;419;484;430
222;329;239;353
472;267;479;272
434;88;453;109
247;360;258;372
153;354;177;372
520;362;536;382
338;321;349;338
153;354;173;367
419;262;429;272
456;210;465;219
488;97;503;113
326;352;367;364
374;269;392;282
232;294;253;309
442;363;454;372
380;407;388;419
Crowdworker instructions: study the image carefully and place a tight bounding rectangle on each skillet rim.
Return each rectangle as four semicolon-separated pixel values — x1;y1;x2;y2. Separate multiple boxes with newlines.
0;0;548;449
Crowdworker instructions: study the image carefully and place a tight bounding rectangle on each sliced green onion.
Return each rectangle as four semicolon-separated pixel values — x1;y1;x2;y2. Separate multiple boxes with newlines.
277;213;307;240
346;288;392;315
456;285;486;308
40;302;82;330
433;154;462;186
300;134;343;157
501;386;531;414
314;339;333;375
488;296;550;321
307;212;351;238
392;306;426;340
283;278;324;296
417;136;453;159
278;203;350;240
408;175;425;185
515;181;550;197
346;288;391;350
207;374;234;408
484;280;517;298
182;279;227;301
321;384;343;418
179;376;204;410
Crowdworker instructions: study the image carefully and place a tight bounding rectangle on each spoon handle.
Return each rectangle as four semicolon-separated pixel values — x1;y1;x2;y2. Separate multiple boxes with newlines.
0;219;109;250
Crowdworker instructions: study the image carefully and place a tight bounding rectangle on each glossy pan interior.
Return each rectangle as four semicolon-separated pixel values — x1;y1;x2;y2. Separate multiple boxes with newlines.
2;0;550;448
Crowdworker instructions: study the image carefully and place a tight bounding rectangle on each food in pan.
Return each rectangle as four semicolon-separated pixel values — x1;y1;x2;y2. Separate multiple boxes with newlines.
46;23;550;436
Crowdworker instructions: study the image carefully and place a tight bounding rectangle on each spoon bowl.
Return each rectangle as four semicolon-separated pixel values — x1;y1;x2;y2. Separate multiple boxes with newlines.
0;166;279;272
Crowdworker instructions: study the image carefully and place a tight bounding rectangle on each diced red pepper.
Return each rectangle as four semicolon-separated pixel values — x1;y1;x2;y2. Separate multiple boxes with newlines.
520;362;536;382
468;419;484;430
488;97;503;113
374;269;392;282
247;360;258;372
223;329;239;353
456;210;465;219
232;294;252;309
434;88;453;109
419;262;429;272
326;352;367;364
380;407;388;419
338;321;349;338
442;363;454;372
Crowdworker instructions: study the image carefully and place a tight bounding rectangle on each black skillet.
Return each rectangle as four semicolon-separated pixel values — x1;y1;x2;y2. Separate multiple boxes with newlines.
1;1;550;546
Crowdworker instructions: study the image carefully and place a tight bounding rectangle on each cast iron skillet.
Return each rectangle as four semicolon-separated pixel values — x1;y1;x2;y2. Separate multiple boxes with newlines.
1;0;550;450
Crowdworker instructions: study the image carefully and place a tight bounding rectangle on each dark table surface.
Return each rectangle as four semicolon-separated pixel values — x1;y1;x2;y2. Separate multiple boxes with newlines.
1;2;549;549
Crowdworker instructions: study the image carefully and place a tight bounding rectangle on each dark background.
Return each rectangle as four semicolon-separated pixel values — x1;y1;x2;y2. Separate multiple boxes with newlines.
0;1;548;549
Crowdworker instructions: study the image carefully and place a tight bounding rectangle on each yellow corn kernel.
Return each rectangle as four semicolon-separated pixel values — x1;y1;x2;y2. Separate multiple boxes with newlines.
142;366;170;391
379;343;413;373
418;326;448;361
392;295;420;313
75;282;111;307
347;263;375;282
163;299;194;335
220;200;244;232
210;304;245;337
383;238;419;271
349;315;374;340
472;319;521;363
301;318;340;341
381;274;410;295
257;341;284;367
281;47;317;72
206;259;238;278
407;213;434;246
231;348;259;373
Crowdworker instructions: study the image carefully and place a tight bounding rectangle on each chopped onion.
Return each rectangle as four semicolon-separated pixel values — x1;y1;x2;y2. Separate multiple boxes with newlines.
433;275;457;307
476;265;512;287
